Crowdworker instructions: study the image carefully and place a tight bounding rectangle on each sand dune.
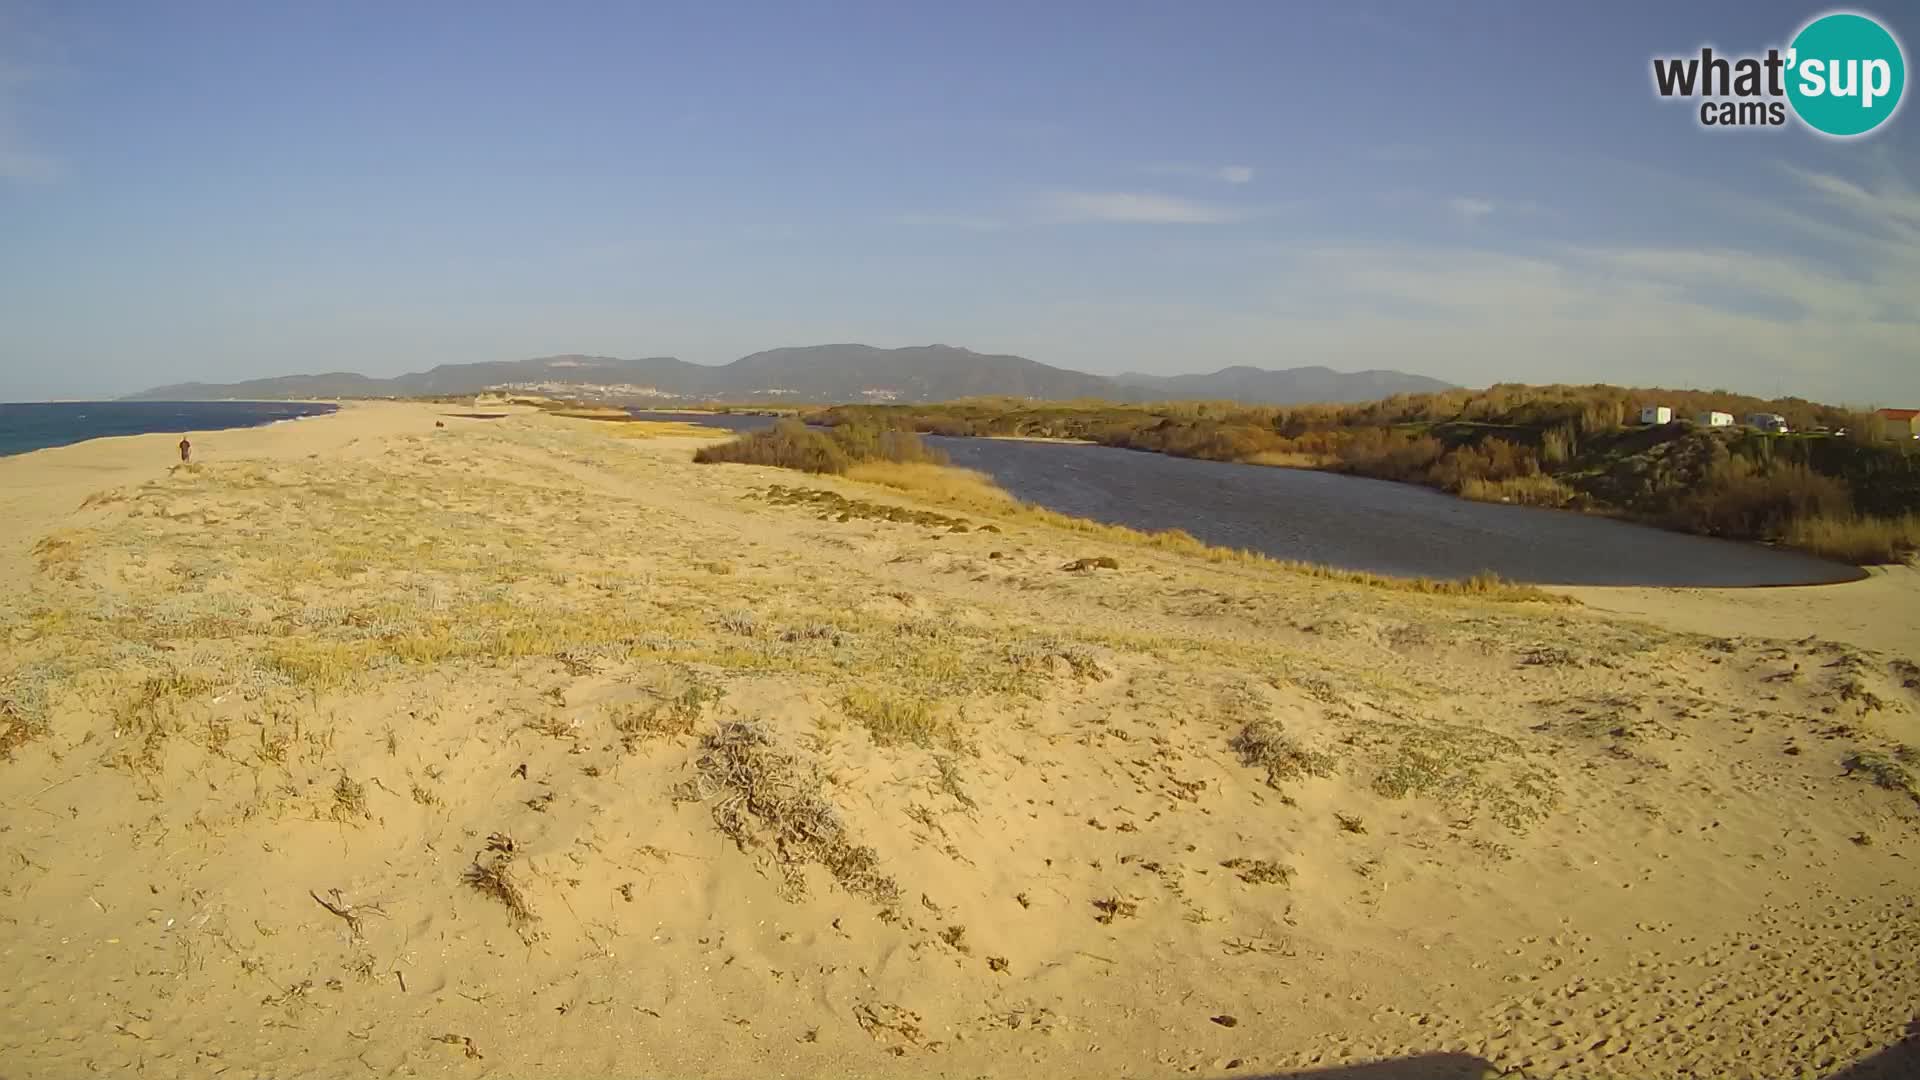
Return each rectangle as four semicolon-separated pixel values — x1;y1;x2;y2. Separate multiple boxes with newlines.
1;402;1915;1078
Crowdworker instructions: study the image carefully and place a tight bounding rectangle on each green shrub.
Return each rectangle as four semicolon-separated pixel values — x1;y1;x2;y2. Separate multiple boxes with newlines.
693;420;850;473
692;420;947;475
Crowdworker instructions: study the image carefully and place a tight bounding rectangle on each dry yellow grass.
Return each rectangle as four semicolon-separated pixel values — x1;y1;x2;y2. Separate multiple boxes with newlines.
1783;513;1920;565
846;462;1570;603
595;420;726;439
845;461;1014;509
1459;474;1578;508
840;686;963;750
545;406;633;419
1243;450;1332;469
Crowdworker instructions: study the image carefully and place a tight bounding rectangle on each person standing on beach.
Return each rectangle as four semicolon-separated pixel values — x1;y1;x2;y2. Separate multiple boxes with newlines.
178;437;191;463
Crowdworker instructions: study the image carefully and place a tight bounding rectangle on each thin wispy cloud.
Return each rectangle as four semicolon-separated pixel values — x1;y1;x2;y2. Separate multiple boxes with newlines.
1146;163;1255;184
1569;246;1893;322
1380;190;1534;222
997;161;1920;402
1337;164;1916;393
887;212;1007;232
1448;196;1497;221
1601;156;1917;273
1780;165;1920;240
1038;190;1241;224
888;189;1246;230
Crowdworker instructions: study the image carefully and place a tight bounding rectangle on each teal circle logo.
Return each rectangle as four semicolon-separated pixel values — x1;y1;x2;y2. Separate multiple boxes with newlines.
1787;12;1906;136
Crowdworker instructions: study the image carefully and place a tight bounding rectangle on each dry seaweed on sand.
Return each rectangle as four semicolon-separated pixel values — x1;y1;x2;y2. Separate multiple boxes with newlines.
1219;857;1294;885
686;719;899;904
1061;556;1120;571
852;1001;925;1047
310;888;386;940
432;1034;483;1060
1229;720;1335;788
461;854;540;940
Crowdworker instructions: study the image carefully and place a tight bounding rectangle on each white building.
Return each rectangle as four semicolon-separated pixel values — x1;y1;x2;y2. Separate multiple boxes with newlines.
1639;405;1673;425
1697;411;1734;427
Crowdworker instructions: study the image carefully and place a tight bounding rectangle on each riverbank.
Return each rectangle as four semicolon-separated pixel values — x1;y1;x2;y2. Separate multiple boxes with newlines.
1560;563;1920;659
667;414;1865;588
2;402;1916;1078
807;399;1920;566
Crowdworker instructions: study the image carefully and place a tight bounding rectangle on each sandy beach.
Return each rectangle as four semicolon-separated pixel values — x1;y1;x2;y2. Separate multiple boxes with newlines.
1;401;1915;1079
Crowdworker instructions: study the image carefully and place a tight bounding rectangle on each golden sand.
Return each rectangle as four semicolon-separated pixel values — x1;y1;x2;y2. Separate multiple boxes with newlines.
0;402;1914;1078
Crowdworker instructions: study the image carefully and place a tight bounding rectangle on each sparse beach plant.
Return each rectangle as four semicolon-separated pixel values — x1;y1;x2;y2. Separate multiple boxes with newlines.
842;688;959;750
1842;748;1918;802
1230;720;1335;788
687;719;898;904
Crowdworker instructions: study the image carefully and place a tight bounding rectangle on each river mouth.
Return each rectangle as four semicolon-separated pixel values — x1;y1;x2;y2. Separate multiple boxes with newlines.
629;412;1865;589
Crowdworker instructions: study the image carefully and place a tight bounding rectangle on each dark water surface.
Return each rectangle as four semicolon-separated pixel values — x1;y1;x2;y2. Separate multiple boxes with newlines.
0;401;340;457
633;412;1862;587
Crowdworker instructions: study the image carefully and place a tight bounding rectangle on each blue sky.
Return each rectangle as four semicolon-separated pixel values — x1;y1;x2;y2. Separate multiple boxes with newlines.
1;1;1915;402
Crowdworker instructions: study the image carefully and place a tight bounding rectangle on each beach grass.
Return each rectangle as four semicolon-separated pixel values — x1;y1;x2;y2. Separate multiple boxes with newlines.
1782;513;1920;565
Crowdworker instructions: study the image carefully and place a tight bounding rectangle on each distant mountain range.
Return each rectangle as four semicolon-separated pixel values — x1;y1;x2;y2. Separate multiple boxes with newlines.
125;345;1454;406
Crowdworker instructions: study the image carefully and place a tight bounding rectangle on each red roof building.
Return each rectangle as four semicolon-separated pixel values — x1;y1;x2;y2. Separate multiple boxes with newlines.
1874;408;1919;439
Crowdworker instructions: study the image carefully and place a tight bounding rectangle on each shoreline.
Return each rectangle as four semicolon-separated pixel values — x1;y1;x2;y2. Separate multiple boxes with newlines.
0;402;512;586
1559;562;1919;655
978;433;1097;445
0;399;344;460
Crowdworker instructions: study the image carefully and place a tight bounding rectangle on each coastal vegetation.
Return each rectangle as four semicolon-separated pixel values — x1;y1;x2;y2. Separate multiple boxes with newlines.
692;418;947;473
693;423;1567;603
800;385;1920;564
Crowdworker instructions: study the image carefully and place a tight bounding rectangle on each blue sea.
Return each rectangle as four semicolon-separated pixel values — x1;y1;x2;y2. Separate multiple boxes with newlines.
0;401;340;457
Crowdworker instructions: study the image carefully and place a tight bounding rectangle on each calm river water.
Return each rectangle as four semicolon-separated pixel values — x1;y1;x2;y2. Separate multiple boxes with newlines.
633;413;1861;588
